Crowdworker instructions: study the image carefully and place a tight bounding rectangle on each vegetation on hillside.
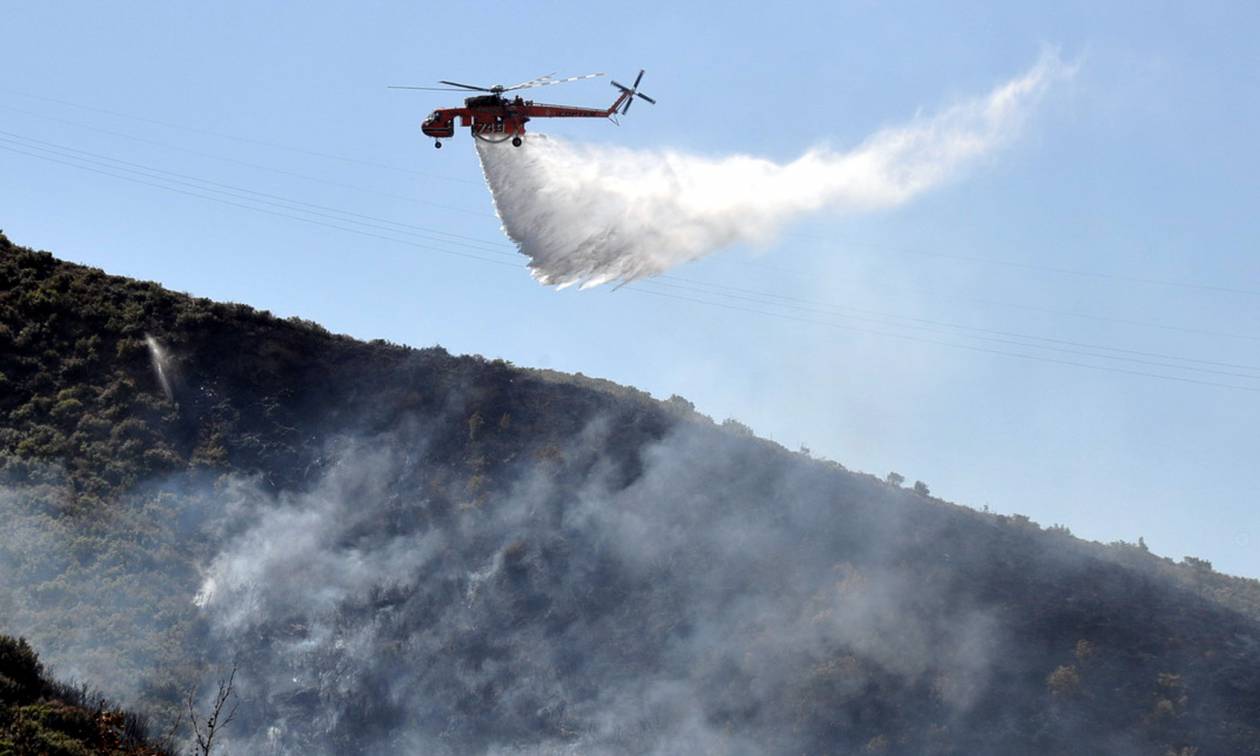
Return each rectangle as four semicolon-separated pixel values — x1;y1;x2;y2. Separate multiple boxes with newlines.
0;634;165;755
2;231;1260;754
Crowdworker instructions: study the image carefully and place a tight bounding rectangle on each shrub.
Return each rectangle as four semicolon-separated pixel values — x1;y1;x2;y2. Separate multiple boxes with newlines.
1183;556;1213;572
664;394;695;413
1047;665;1080;697
0;636;44;703
50;398;84;424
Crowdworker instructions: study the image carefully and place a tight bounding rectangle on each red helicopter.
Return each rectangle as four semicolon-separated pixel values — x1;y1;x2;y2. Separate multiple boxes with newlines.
390;70;655;148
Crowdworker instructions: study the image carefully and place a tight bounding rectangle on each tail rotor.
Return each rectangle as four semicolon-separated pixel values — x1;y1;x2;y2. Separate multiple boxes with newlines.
611;69;656;114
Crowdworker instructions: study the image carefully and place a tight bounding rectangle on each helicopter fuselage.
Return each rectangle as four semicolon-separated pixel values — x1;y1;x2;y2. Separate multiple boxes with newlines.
421;91;631;146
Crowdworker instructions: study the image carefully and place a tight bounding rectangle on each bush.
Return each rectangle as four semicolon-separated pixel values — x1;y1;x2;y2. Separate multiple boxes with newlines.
50;398;84;423
0;636;44;703
1046;665;1080;697
664;394;695;414
1183;556;1213;572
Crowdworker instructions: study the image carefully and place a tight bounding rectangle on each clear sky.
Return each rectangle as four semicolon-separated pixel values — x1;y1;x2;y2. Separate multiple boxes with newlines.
3;2;1259;576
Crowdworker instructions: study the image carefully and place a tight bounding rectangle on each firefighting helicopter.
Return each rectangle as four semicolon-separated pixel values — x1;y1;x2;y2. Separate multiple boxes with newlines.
389;70;655;148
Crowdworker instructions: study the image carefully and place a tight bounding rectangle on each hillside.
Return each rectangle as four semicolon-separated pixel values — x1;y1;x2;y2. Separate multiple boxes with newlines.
2;231;1260;754
0;634;167;755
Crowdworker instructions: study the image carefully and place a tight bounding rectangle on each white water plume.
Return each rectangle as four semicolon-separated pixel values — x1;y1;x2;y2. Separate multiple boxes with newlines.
145;333;175;401
477;53;1070;288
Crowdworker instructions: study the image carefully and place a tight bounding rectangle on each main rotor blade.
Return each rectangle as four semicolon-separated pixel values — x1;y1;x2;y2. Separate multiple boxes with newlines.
388;85;481;91
633;69;645;88
505;72;557;90
507;72;605;91
636;92;656;104
438;80;494;92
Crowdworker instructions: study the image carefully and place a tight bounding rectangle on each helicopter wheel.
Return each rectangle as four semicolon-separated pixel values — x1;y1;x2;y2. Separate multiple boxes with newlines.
434;141;442;149
512;136;522;147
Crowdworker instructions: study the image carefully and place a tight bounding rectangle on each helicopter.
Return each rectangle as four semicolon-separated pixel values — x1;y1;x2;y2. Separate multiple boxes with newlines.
389;70;655;148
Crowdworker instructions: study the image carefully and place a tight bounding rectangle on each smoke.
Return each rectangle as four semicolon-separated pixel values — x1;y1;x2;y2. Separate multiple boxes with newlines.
183;420;1004;754
0;468;212;706
0;404;1240;754
477;52;1070;288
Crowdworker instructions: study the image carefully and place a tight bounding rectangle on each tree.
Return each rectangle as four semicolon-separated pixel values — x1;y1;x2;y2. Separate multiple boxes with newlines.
187;664;239;756
0;636;44;701
885;472;905;487
913;480;930;496
1183;556;1213;572
664;394;695;413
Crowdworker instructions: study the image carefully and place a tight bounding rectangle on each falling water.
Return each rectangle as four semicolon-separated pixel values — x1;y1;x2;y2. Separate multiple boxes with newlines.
475;53;1067;288
144;334;174;402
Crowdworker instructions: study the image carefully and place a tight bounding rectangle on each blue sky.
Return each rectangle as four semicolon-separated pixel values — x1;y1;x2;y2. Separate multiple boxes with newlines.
3;1;1259;576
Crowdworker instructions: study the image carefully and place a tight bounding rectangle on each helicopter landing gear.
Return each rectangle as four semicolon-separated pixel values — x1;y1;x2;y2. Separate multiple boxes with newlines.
434;140;442;149
512;136;522;147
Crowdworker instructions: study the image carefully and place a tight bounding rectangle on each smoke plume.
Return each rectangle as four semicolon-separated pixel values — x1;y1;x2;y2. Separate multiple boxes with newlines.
477;53;1068;288
181;421;1002;754
0;401;1239;754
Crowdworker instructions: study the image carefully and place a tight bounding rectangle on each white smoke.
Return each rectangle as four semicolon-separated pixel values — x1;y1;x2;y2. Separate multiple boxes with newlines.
178;421;1003;754
477;53;1070;288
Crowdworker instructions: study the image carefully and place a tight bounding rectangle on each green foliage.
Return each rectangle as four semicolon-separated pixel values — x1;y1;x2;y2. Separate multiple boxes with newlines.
663;394;696;416
0;636;43;703
0;634;165;754
1183;556;1213;572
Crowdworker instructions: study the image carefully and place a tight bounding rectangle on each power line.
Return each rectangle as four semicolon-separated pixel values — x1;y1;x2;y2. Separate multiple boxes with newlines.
11;86;1260;301
7;97;1257;344
725;258;1260;343
657;274;1260;374
0;103;494;218
624;284;1260;393
781;232;1260;298
923;291;1260;344
0;85;483;185
0;143;521;270
4;131;1258;392
641;279;1260;381
0;131;515;258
